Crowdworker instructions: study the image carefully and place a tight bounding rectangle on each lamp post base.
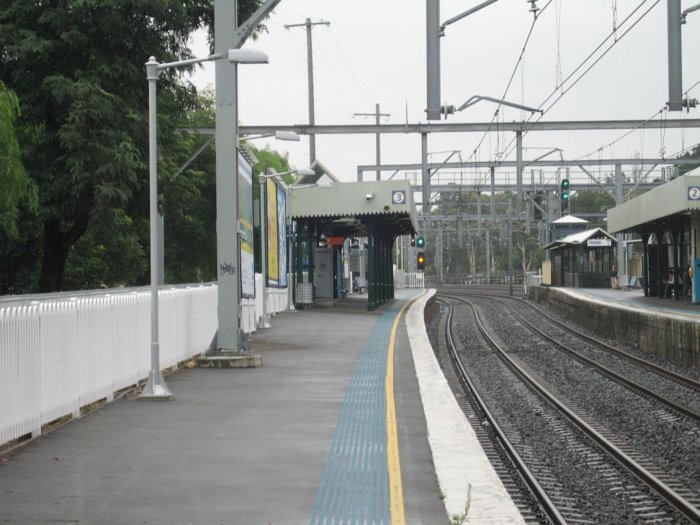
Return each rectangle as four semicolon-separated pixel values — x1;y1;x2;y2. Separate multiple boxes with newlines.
140;370;174;400
196;354;263;368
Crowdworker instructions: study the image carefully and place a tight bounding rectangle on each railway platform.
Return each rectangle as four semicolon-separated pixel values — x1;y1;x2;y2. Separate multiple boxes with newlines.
530;285;700;370
561;286;700;318
0;289;524;524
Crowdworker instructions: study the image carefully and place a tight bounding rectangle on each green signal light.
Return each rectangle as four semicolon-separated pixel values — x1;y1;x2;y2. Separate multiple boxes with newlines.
416;236;425;248
561;192;569;201
561;179;570;190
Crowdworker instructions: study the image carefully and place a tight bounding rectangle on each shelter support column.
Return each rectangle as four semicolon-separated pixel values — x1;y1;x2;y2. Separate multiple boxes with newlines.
614;164;625;282
379;233;386;305
640;232;651;297
295;221;305;285
389;235;396;300
654;227;665;298
692;214;700;303
367;221;376;311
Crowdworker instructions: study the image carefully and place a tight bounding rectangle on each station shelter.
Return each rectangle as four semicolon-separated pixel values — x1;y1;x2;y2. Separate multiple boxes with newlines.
289;171;418;311
544;227;617;288
607;170;700;303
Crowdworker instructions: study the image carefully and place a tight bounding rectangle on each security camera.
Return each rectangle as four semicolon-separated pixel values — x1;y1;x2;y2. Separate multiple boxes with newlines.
365;193;375;200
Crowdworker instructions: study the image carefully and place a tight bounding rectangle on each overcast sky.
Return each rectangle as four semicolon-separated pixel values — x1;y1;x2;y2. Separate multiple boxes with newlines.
188;0;700;185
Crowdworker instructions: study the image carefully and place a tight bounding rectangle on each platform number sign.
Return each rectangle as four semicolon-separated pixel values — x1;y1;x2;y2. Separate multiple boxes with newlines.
392;190;406;205
688;186;700;201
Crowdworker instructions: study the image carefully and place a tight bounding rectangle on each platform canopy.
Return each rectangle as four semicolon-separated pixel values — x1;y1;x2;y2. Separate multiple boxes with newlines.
607;170;700;233
291;179;418;238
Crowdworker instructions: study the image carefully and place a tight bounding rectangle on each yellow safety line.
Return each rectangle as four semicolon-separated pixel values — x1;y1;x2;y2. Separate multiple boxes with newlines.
386;292;424;525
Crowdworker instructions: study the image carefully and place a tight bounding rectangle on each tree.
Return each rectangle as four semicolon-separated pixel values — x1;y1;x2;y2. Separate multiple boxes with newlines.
0;1;263;292
0;81;36;238
678;143;700;176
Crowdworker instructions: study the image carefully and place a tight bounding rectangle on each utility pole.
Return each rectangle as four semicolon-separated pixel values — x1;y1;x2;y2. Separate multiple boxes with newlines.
285;18;330;164
354;104;390;181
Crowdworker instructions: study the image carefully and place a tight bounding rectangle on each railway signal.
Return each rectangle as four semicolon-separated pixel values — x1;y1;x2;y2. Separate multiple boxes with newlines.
416;236;425;249
560;179;570;213
417;251;425;270
410;236;416;247
560;179;570;201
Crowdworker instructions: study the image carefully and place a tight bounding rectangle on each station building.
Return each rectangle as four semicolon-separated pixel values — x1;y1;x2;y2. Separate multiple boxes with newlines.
607;169;700;303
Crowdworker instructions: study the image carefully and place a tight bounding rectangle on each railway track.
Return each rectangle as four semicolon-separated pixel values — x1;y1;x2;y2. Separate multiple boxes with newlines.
436;293;700;524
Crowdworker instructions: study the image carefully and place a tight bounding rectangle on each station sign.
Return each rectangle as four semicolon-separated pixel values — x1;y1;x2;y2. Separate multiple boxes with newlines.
587;239;612;247
391;190;406;205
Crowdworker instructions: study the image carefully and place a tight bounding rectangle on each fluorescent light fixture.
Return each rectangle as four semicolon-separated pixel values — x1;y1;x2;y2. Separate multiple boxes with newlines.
274;131;301;141
227;49;269;64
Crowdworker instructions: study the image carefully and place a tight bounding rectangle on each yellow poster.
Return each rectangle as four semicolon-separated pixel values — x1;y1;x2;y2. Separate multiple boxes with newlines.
266;178;279;285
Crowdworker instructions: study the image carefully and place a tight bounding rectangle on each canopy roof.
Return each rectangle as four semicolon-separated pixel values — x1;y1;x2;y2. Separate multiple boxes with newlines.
607;170;700;233
291;179;418;237
553;214;589;225
544;227;617;251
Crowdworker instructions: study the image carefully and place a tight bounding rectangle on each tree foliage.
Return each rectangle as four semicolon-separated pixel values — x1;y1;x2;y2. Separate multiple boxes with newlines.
0;0;263;293
0;81;36;237
678;143;700;176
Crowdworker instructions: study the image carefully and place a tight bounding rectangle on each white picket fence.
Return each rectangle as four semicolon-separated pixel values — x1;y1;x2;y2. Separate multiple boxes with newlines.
394;269;425;289
0;276;290;448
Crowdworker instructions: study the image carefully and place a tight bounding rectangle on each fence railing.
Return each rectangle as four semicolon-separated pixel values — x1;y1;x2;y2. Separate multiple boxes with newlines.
394;269;425;289
0;276;289;448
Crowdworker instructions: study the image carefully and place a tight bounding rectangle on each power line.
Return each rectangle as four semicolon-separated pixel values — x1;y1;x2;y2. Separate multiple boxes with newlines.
326;26;374;107
465;0;553;169
499;0;660;163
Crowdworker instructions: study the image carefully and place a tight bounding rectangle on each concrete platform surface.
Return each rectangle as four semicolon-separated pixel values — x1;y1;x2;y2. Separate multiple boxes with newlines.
562;286;700;319
0;291;461;525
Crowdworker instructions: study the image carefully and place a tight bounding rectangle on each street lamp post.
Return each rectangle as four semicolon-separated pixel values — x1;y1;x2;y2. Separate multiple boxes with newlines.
141;48;268;399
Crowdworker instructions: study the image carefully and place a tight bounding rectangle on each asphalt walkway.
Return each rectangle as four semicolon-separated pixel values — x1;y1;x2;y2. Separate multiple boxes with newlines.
0;291;448;525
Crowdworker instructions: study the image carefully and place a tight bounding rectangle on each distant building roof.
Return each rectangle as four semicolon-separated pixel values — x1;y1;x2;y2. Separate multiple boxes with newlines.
544;227;616;250
552;214;589;225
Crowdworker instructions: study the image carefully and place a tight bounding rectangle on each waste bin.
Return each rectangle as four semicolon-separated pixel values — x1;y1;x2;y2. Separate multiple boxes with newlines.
296;282;313;308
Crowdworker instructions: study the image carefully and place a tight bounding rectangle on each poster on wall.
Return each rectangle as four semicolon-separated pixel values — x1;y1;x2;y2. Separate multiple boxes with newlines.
239;154;256;298
266;178;280;287
277;185;288;288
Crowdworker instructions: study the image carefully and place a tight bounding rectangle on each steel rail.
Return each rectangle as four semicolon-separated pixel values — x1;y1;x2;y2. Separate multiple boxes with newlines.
445;293;700;524
502;299;700;421
512;296;700;391
439;298;566;525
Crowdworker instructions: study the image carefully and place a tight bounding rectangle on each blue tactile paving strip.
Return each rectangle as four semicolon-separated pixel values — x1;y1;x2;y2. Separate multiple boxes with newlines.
309;299;406;525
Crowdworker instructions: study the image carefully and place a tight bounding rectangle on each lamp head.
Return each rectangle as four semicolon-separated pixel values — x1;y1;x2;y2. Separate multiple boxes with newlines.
227;49;269;64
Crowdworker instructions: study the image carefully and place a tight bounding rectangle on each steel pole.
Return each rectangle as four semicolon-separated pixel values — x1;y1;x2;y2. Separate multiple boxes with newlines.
287;185;295;310
516;130;523;207
142;57;172;399
259;178;271;328
375;103;381;181
215;0;243;352
306;18;316;163
668;0;683;111
426;0;441;120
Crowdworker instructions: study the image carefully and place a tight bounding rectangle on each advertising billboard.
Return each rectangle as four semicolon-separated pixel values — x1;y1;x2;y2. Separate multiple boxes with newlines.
239;154;255;298
266;178;279;286
277;184;288;287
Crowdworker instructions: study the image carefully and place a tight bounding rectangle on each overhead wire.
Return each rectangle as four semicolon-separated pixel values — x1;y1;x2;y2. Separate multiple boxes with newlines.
499;0;661;162
313;31;357;115
325;26;374;107
465;0;554;178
